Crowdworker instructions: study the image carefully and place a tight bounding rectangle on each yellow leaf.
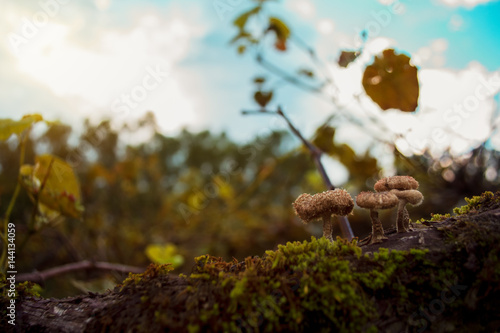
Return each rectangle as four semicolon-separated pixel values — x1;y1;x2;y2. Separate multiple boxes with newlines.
213;175;235;200
233;6;261;31
0;114;43;141
145;243;184;268
362;49;419;112
268;17;290;41
19;154;84;219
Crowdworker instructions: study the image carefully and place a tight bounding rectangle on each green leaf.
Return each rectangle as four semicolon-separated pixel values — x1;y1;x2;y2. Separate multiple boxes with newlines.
362;49;419;112
233;6;261;31
338;51;360;68
254;90;273;108
19;154;84;219
0;114;43;141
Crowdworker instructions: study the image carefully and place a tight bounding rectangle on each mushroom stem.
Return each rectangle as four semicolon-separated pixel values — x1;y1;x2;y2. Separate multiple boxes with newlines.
396;200;410;233
370;209;387;244
403;207;413;230
321;214;334;242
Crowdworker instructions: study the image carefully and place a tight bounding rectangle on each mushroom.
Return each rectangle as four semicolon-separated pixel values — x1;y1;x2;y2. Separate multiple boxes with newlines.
374;176;422;233
356;191;399;244
293;189;354;242
374;175;419;193
390;189;423;232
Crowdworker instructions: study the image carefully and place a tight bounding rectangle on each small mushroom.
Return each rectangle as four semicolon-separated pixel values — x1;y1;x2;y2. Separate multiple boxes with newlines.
356;191;399;244
390;189;423;232
293;189;354;242
374;175;419;192
374;176;421;233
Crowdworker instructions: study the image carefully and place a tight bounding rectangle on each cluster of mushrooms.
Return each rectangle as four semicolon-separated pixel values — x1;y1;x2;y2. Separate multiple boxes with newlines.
293;176;423;244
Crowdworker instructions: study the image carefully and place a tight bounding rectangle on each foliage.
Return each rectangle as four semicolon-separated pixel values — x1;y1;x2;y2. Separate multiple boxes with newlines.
1;110;499;298
0;114;43;141
0;114;83;273
20;154;84;221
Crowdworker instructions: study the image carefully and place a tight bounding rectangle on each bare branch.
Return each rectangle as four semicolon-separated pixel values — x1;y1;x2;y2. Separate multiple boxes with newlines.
242;106;354;240
17;260;145;284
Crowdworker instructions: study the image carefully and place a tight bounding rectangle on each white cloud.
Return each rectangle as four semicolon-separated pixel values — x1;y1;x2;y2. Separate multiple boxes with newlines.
286;0;316;19
94;0;112;11
398;62;500;155
448;14;465;31
437;0;497;8
316;19;335;35
413;38;449;68
0;3;209;135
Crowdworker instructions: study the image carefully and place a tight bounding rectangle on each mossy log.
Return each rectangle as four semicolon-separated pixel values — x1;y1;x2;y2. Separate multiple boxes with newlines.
3;192;500;333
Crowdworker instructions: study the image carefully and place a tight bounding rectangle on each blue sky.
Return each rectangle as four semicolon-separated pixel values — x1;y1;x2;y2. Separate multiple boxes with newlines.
1;0;499;168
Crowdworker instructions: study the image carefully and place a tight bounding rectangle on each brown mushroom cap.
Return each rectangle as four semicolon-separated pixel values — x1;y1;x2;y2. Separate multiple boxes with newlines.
356;191;399;210
374;176;419;192
390;189;423;206
293;189;354;223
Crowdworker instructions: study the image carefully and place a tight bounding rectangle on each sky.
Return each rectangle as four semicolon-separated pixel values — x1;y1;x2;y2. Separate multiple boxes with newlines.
1;0;500;175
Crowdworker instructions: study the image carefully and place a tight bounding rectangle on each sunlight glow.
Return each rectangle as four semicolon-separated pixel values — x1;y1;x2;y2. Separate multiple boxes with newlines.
9;9;204;136
288;0;316;19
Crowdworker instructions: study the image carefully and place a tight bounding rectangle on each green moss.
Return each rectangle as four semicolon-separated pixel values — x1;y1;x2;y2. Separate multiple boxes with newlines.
120;263;173;288
0;273;41;300
452;191;497;215
179;238;453;332
429;213;451;222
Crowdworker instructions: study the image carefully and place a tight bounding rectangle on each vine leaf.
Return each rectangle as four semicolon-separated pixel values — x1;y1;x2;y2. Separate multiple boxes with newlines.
338;51;360;68
233;6;261;31
267;17;290;51
0;114;43;141
362;49;419;112
145;243;184;268
19;154;84;220
254;91;273;108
